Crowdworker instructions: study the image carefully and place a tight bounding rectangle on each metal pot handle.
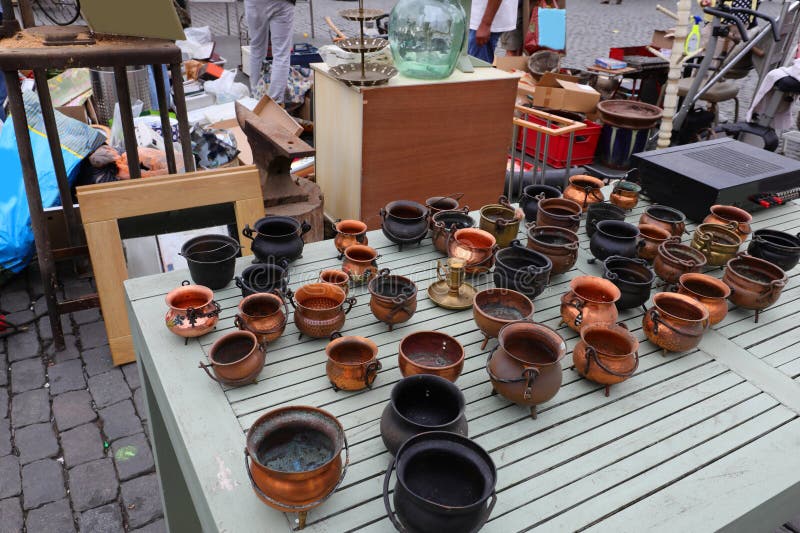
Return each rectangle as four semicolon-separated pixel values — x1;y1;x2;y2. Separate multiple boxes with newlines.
510;239;525;250
235;277;244;290
762;278;787;301
300;221;312;236
568;212;581;223
186;300;221;327
330;331;343;340
498;194;512;209
198;361;221;383
583;346;639;378
561;293;585;327
484;347;540;396
460;205;470;213
285;289;296;310
649;309;705;338
383;455;408;533
277;258;290;270
343;297;357;315
365;359;382;388
182;279;191;286
525;220;537;230
242;225;254;240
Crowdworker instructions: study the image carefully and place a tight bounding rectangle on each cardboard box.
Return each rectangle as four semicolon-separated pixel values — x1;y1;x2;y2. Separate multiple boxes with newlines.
532;72;600;113
651;30;674;50
494;54;530;73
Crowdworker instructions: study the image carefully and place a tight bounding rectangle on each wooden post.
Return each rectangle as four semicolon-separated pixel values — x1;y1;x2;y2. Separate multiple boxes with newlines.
657;0;692;148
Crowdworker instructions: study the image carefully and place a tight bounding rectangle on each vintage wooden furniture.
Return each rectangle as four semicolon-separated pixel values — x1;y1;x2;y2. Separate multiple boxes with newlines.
312;64;519;228
126;193;800;532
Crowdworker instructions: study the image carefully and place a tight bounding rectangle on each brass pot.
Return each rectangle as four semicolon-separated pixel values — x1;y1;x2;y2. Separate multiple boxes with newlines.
677;273;731;326
643;292;709;353
399;331;465;383
638;224;676;262
333;220;368;259
199;330;265;386
472;288;534;349
288;283;357;339
368;269;418;331
703;205;752;241
325;331;381;391
572;322;639;395
235;291;289;344
164;281;220;338
342;244;380;284
319;269;350;296
479;195;523;248
723;254;787;323
560;276;621;332
639;205;686;238
562;175;605;209
536;197;582;233
609;180;641;210
653;242;708;285
447;228;497;275
690;223;742;266
430;208;474;253
526;225;579;275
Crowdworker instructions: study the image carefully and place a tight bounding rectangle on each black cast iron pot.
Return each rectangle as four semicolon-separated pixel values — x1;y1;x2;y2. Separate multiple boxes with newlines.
519;184;562;223
234;260;289;298
381;200;430;249
747;229;800;272
589;220;641;262
384;431;497;533
180;234;240;290
586;202;626;238
493;240;553;300
602;255;655;310
242;216;311;264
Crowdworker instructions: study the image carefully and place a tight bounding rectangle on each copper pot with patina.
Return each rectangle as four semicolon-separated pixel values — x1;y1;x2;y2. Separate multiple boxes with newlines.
643;292;709;353
333;220;368;259
560;276;621;332
703;205;752;241
536;197;582;233
562;175;605;209
690;223;742;266
235;291;289;344
447;227;497;275
723;254;788;323
677;273;731;326
572;322;639;396
164;281;220;338
479;195;523;248
325;331;381;391
199;330;265;386
653;242;708;285
368;269;418;330
639;205;686;238
609;180;641;210
342;244;380;284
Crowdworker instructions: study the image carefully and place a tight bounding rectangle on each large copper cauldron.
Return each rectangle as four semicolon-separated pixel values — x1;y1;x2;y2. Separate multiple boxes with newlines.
368;269;418;331
723;254;788;323
526;225;579;275
288;283;357;339
536;197;582;233
560;276;621;332
399;331;465;382
639;205;686;238
342;244;380;285
165;281;220;339
643;292;709;353
637;224;676;262
572;322;638;396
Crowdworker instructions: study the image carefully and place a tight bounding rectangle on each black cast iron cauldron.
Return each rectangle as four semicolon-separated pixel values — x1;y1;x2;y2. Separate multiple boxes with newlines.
493;240;553;300
519;184;562;223
431;209;476;254
381;201;430;250
589;220;641;262
242;216;311;264
235;260;289;298
380;375;468;455
180;234;241;290
586;202;626;238
747;229;800;272
602;255;655;310
384;432;497;533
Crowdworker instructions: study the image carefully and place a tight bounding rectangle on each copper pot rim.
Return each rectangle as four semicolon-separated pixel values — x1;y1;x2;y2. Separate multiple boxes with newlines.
453;228;497;249
209;330;260;366
239;292;284;318
694;223;742;248
294;283;347;310
480;204;520;222
658;242;708;267
643;205;686;224
165;283;214;310
399;331;465;371
343;244;379;262
335;219;368;235
432;209;474;227
538;197;583;216
497;321;567;367
579;322;639;358
569;275;622;303
725;255;788;286
425;196;460;210
367;274;418;301
473;288;535;323
651;292;709;323
638;224;672;240
709;204;753;224
612;181;641;193
320;269;351;284
678;273;731;299
568;175;604;189
326;335;378;364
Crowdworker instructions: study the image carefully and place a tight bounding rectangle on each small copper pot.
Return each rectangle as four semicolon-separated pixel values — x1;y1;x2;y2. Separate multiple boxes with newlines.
690;223;742;267
643;292;709;353
572;322;639;396
342;244;380;284
399;331;465;382
472;288;534;349
526;225;579;275
165;281;220;339
368;269;418;331
425;193;464;221
562;175;605;209
609;180;641;210
723;254;788;323
479;195;523;248
319;269;350;296
639;205;687;238
288;283;357;339
638;224;677;262
536;198;582;233
333;220;368;259
430;208;474;254
653;242;708;285
199;330;265;386
677;273;731;326
447;228;497;275
560;276;621;332
325;331;381;391
703;205;752;241
235;291;289;344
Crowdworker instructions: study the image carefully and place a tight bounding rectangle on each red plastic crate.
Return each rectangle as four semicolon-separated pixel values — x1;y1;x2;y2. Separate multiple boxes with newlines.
516;116;602;169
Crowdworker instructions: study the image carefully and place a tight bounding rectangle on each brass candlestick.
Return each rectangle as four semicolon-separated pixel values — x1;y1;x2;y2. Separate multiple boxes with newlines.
428;258;477;310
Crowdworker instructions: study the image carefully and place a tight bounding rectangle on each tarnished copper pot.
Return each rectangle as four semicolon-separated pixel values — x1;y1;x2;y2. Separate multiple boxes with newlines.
342;244;380;284
653;242;708;285
486;321;566;419
479;195;523;248
536;197;582;233
472;288;534;349
572;322;639;395
325;331;381;391
199;330;265;386
703;205;752;241
639;205;687;237
425;193;464;221
526;225;579;275
430;208;474;253
399;331;465;382
319;269;350;296
609;180;641;210
235;291;288;344
677;273;731;326
723;254;788;323
638;224;677;262
447;228;497;275
165;281;220;338
333;220;368;259
560;276;621;332
690;223;742;266
644;293;709;353
245;406;348;530
368;269;418;331
562;175;605;209
288;283;357;339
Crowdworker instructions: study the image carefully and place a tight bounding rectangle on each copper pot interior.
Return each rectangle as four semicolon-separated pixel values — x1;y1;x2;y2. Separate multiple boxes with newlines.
249;410;342;473
483;206;516;222
321;270;350;284
401;333;462;368
296;285;344;310
390;205;425;219
663;244;703;263
682;278;728;298
337;220;367;235
242;296;281;318
657;296;707;321
345;246;377;262
544;206;579;217
211;335;256;365
573;283;617;303
534;230;577;246
329;340;375;365
711;205;751;223
475;291;533;321
731;261;783;284
458;232;495;249
646;206;684;224
583;329;632;356
571;177;602;189
640;225;670;240
503;330;561;366
168;291;211;310
427;197;459;210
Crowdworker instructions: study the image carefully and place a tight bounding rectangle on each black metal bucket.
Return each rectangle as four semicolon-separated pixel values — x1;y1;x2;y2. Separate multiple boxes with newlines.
181;234;240;290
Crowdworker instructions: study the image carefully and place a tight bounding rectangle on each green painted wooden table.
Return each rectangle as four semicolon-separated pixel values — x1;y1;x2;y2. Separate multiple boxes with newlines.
126;195;800;533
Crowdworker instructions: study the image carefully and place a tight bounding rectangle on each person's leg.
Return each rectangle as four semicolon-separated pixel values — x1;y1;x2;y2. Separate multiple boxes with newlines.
267;0;294;104
245;0;270;93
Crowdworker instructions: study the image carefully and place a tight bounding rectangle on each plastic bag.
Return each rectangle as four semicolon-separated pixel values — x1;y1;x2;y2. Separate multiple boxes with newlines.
109;99;144;152
203;70;250;104
117;146;184;179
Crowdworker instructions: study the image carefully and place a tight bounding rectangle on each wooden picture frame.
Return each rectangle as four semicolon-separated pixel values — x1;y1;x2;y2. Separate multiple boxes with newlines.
76;166;264;366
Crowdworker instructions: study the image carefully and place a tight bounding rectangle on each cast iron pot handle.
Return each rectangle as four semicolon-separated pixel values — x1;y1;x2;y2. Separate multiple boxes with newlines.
650;308;705;337
365;359;382;388
510;239;525;250
277;258;290;270
525;220;537;230
383;455;407;532
583;346;639;378
460;205;470;213
343;297;357;314
562;293;585;327
498;194;512;209
300;220;312;236
198;361;221;383
182;279;191;286
330;331;343;340
379;208;387;220
235;277;244;291
285;289;296;310
242;225;255;240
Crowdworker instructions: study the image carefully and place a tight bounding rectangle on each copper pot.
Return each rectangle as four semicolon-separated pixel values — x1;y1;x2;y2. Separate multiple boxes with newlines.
342;244;379;284
723;254;788;323
643;292;709;353
486;321;566;418
333;220;368;259
425;193;464;221
703;205;752;241
609;180;641;210
690;223;742;266
325;331;381;391
638;224;677;262
245;406;348;530
199;330;265;386
479;195;523;248
447;227;497;275
235;291;289;344
572;322;639;396
562;175;605;209
526;225;579;275
677;273;731;326
288;283;357;339
164;281;220;338
430;208;474;253
639;205;686;238
319;269;350;296
368;269;418;330
472;288;534;349
653;242;707;285
399;331;465;382
560;276;621;332
536;197;582;233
